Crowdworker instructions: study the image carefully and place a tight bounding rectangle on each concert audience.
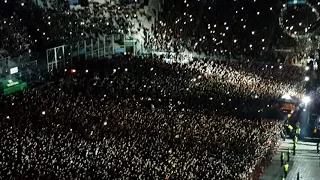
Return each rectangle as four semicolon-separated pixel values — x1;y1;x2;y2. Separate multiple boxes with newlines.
0;56;301;179
0;0;151;54
0;0;309;179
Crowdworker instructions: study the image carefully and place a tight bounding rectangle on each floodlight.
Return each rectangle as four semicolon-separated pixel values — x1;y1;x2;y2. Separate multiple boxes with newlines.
304;76;310;81
305;66;310;71
302;96;311;104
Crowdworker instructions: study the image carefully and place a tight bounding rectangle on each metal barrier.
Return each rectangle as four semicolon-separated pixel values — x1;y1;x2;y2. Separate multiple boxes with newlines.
45;33;142;72
0;33;143;75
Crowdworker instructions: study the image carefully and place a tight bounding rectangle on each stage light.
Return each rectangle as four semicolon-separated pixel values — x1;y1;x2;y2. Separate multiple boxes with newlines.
302;96;311;104
304;76;310;81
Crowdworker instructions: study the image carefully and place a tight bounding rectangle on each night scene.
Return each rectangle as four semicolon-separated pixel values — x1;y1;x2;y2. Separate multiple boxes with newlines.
0;0;320;179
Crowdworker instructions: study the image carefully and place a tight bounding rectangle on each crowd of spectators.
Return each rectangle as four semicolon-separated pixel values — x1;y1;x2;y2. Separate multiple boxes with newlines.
146;0;277;57
0;13;34;57
147;0;320;60
0;55;304;179
1;0;311;61
1;0;316;63
0;0;318;61
0;0;310;179
188;60;305;99
0;0;152;55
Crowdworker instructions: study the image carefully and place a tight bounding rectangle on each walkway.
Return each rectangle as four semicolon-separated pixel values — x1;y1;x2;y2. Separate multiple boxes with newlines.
261;139;320;180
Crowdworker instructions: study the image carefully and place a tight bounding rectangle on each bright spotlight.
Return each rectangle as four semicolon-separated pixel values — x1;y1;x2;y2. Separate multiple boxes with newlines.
304;76;310;81
302;96;311;104
305;66;310;71
281;94;291;100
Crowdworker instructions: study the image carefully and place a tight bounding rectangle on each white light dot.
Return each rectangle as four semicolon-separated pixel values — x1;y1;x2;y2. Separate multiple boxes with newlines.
305;66;310;71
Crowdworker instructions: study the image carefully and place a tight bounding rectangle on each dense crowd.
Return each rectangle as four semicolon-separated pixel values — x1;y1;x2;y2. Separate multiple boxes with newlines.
1;0;314;61
0;13;34;57
0;0;152;55
147;0;320;60
146;0;277;57
0;0;311;179
0;56;304;179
